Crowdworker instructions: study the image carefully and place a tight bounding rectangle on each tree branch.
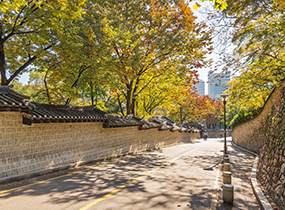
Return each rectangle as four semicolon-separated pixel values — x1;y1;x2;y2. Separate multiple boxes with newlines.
6;56;36;84
117;94;125;116
65;64;92;105
6;45;52;84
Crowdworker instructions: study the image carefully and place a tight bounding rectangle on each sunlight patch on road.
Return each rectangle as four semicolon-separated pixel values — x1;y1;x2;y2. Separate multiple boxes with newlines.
0;159;122;195
78;147;200;210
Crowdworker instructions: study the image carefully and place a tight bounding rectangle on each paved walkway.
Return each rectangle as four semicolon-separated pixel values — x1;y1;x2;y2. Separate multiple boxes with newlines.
0;138;261;210
0;139;222;210
216;139;260;210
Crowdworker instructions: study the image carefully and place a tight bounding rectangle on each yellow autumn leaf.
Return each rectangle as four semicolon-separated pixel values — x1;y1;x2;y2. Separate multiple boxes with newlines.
192;3;201;11
185;6;191;15
87;27;93;40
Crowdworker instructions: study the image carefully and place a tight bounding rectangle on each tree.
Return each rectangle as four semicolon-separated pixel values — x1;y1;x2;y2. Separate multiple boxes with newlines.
155;87;223;125
202;96;222;128
203;0;285;126
92;0;213;116
2;0;217;115
0;0;86;86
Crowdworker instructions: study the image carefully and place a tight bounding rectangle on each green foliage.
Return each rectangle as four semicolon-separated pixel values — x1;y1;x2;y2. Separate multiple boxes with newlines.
222;0;285;84
0;0;86;85
227;104;262;128
1;0;220;118
29;0;213;115
213;0;285;127
94;0;213;115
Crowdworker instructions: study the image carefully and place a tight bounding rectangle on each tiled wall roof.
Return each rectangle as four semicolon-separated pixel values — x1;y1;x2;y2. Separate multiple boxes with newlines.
23;103;108;125
0;86;34;113
104;115;143;128
0;87;198;131
149;116;175;125
139;120;162;130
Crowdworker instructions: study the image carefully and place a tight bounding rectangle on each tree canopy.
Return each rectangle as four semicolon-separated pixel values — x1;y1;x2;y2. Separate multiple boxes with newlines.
2;0;218;121
0;0;87;85
203;0;285;126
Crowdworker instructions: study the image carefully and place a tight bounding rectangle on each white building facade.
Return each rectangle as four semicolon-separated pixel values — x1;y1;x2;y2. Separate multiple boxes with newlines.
194;79;205;96
208;71;230;100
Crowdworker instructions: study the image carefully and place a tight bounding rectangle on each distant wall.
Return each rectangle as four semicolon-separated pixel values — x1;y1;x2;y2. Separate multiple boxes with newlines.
232;80;285;153
206;130;231;138
0;112;199;179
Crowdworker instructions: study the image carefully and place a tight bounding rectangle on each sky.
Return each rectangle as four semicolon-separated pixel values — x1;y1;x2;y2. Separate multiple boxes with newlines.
18;1;223;95
190;1;234;94
190;1;217;94
19;72;29;84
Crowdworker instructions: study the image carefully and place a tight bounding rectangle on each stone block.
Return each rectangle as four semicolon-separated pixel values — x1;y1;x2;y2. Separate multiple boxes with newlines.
281;163;285;174
13;169;18;175
7;170;12;176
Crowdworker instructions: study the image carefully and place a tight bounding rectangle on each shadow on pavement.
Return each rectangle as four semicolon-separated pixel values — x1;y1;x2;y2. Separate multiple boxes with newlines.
0;139;227;210
216;142;260;210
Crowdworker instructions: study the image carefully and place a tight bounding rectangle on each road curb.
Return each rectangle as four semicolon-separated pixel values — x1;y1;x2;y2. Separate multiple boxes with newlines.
230;141;273;210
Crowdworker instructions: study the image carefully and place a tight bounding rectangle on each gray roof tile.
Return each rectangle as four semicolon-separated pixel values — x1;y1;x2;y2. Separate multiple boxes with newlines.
104;115;143;128
0;86;33;113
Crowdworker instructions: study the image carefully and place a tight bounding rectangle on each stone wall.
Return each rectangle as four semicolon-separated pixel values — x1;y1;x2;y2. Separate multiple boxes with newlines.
231;80;285;209
232;80;285;153
0;112;200;179
258;86;285;210
205;130;231;138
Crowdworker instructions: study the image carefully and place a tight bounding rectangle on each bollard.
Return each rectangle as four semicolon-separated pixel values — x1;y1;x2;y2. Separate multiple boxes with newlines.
224;157;230;163
223;171;232;184
224;163;230;171
223;184;234;203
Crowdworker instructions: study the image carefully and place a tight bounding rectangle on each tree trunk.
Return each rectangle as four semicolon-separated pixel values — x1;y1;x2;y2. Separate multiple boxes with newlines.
91;94;94;106
130;77;140;117
95;86;98;107
44;71;52;104
117;94;124;116
126;82;133;115
0;23;7;85
89;81;94;106
180;106;183;124
131;97;136;117
0;43;6;86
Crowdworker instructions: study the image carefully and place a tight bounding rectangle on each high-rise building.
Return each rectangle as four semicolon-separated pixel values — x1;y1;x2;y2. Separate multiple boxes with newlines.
194;79;205;96
208;71;230;100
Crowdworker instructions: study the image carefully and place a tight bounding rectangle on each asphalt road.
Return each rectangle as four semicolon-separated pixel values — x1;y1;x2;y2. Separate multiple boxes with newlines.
0;138;225;210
